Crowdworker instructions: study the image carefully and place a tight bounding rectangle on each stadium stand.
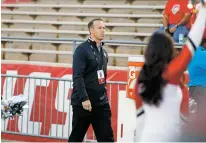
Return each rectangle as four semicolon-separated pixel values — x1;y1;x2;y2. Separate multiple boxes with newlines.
1;0;167;66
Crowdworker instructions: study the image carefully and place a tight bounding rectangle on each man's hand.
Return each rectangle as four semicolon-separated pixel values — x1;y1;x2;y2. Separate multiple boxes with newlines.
164;27;168;32
169;25;178;33
164;27;169;33
82;100;92;112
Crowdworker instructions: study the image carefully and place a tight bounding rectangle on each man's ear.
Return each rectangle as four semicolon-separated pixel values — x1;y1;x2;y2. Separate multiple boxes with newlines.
89;27;93;34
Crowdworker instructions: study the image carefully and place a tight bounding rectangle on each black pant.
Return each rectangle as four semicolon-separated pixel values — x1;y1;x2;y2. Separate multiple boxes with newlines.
68;103;114;142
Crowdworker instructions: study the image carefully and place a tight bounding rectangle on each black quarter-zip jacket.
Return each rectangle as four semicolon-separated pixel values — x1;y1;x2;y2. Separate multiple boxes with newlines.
71;39;109;106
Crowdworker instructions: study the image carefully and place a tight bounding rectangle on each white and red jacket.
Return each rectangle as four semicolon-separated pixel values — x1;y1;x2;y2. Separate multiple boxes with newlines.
136;7;206;142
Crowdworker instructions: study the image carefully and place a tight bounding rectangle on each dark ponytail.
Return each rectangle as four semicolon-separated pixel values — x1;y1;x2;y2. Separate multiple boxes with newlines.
138;32;175;107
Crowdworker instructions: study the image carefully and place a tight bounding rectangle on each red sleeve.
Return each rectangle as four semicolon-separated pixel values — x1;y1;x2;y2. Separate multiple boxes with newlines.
182;1;191;13
162;45;193;83
164;1;170;16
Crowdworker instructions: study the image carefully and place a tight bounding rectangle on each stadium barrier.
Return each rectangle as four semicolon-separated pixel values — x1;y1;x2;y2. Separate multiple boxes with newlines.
1;71;136;142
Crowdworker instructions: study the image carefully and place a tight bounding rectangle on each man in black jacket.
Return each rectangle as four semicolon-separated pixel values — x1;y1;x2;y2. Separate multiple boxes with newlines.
68;18;114;142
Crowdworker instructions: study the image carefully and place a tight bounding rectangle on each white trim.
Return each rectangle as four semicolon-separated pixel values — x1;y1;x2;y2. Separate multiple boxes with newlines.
180;113;189;123
136;107;144;116
185;40;195;56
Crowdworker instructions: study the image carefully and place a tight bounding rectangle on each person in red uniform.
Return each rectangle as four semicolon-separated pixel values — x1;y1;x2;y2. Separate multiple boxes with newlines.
188;0;201;27
160;0;192;43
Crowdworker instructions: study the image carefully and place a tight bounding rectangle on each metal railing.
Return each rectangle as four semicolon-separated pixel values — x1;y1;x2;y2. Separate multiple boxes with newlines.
1;37;184;57
1;74;127;141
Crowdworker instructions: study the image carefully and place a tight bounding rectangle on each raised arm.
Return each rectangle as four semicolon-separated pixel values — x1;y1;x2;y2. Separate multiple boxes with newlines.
163;6;206;82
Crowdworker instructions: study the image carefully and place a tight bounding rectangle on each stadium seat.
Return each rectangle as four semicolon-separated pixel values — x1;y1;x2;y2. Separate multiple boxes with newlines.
57;0;80;4
0;0;167;66
33;33;57;38
58;43;73;51
1;28;152;38
103;45;117;66
35;15;59;21
58;17;82;23
58;33;84;39
1;23;8;28
131;9;160;14
137;18;162;24
37;0;79;4
59;7;82;13
1;14;12;19
104;45;115;53
80;8;107;14
31;43;56;50
15;7;56;12
59;24;85;31
58;44;73;64
136;27;159;33
1;6;13;19
116;46;142;55
134;37;144;42
143;36;151;43
132;0;166;6
1;10;162;19
30;43;57;62
83;17;108;24
1;42;5;59
107;18;136;23
34;24;56;30
10;23;35;29
83;0;126;5
4;42;31;61
58;54;73;64
5;42;31;49
109;35;137;41
115;45;143;66
1;31;9;37
111;27;136;33
115;57;128;67
12;15;33;20
5;53;29;61
108;9;132;14
5;31;33;37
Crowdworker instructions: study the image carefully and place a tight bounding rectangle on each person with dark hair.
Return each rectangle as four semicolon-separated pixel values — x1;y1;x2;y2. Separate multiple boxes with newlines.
136;3;206;142
68;18;114;142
